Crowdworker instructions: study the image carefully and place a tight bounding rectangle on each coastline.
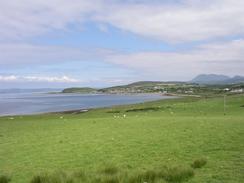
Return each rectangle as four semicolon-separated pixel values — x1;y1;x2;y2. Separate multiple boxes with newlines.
0;93;176;117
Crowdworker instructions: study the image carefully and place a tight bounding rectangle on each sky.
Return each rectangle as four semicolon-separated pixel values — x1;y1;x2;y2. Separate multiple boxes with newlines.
0;0;244;88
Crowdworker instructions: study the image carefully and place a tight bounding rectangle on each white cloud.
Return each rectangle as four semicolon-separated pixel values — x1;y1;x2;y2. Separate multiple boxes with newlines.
1;40;243;81
0;0;102;40
0;43;114;66
96;0;244;42
0;0;244;42
106;39;244;80
0;75;18;81
23;76;79;83
1;0;244;82
0;75;79;83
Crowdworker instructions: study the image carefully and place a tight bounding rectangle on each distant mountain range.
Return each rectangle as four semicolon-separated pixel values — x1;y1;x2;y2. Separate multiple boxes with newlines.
190;74;244;84
1;74;243;95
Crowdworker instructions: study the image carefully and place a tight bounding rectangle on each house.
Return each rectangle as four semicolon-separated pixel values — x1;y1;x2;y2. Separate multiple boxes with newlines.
185;90;194;94
230;88;243;93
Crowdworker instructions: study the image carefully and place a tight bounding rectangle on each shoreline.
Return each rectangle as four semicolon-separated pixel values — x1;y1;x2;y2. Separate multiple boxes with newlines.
0;93;177;118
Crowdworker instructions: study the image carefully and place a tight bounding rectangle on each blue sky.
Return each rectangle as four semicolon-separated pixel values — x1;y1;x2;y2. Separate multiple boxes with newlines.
0;0;244;88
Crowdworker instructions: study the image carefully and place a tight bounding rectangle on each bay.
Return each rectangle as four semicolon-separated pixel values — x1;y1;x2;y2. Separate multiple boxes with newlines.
0;92;173;116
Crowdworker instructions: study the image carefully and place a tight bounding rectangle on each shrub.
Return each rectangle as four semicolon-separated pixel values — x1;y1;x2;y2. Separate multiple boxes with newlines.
126;107;160;113
191;158;207;169
107;111;121;113
0;175;11;183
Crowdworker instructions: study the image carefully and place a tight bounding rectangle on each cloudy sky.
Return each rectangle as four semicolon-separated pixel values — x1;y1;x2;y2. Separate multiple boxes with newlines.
0;0;244;88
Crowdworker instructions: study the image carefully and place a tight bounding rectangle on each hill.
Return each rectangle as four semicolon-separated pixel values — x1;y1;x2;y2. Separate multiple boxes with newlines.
61;76;244;95
62;87;97;93
191;74;244;84
62;81;189;94
99;81;188;94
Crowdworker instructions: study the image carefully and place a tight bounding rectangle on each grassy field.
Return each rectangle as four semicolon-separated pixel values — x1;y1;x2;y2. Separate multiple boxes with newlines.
0;95;244;183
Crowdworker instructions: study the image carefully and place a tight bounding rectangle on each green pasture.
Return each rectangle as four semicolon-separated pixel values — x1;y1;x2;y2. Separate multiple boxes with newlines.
0;95;243;183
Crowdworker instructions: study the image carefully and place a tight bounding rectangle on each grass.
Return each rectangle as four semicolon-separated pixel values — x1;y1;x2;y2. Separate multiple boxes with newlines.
0;175;11;183
0;94;244;183
100;165;119;175
162;166;194;183
28;164;196;183
30;172;74;183
191;158;207;169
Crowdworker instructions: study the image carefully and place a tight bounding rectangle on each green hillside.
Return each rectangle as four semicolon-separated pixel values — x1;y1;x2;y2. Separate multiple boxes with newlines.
62;87;98;93
62;82;244;97
0;94;244;183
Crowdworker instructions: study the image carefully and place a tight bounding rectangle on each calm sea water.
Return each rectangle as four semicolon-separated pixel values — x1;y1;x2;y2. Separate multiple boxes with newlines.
0;92;173;116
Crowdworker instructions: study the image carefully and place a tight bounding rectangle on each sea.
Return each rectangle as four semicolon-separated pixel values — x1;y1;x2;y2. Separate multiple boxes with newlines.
0;91;173;116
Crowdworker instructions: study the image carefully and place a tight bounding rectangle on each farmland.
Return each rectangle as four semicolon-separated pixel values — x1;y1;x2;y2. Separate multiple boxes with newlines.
0;94;243;183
